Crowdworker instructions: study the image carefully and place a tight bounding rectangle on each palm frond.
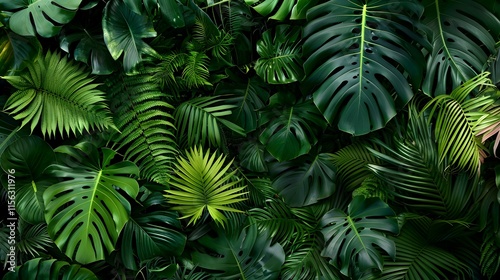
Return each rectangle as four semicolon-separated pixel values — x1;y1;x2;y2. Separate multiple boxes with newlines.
152;51;189;92
105;71;177;185
182;52;212;88
16;223;53;260
2;51;115;138
481;224;500;279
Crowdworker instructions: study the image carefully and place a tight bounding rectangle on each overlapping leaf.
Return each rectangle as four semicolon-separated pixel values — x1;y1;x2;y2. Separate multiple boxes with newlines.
244;0;319;21
0;29;41;76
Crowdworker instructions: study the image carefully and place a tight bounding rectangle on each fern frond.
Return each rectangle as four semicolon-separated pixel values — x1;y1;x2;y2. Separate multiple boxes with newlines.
152;52;188;91
481;224;500;279
2;51;115;138
183;52;212;89
105;71;177;185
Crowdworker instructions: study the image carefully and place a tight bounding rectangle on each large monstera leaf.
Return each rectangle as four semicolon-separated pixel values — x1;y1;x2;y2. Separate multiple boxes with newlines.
3;258;98;280
244;0;319;21
255;25;303;84
0;0;83;37
192;223;285;280
422;0;500;96
44;142;139;264
259;99;325;162
0;29;41;76
103;0;158;73
302;0;425;135
321;195;399;277
269;153;336;207
0;136;55;224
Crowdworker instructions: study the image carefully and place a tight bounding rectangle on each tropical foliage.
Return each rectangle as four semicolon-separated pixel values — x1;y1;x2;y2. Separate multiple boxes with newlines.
1;0;500;279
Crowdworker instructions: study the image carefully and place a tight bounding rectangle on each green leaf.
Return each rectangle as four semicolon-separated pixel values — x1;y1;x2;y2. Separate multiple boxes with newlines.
3;258;98;280
158;0;185;28
238;140;268;173
422;0;500;96
0;136;55;224
16;223;54;259
103;0;158;73
164;146;247;226
303;0;425;135
255;25;303;84
0;112;28;158
321;196;398;276
59;25;118;75
44;143;139;264
0;29;41;76
259;99;325;162
269;153;336;207
0;0;83;37
192;223;285;280
2;51;115;138
244;0;318;21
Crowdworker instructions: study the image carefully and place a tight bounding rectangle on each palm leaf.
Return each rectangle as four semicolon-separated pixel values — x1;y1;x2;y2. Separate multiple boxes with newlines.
174;96;245;148
302;0;425;135
44;142;139;264
164;146;247;226
421;0;500;96
16;223;53;259
0;0;83;38
3;258;98;280
238;140;268;173
321;195;399;277
2;51;115;138
255;25;303;84
182;51;212;88
103;0;159;73
192;223;285;280
105;71;177;185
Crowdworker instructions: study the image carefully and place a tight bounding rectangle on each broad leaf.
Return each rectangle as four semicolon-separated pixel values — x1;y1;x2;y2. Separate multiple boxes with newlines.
259;99;325;161
269;153;336;207
244;0;318;21
44;143;139;264
103;0;158;73
0;0;83;37
0;136;55;224
321;196;398;276
0;112;28;158
255;25;303;84
192;223;285;280
302;0;425;135
0;29;41;76
3;258;98;280
124;0;185;28
422;0;500;96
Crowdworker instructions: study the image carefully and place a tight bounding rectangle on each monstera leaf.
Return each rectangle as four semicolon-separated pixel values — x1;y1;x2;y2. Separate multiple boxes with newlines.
103;0;158;73
0;136;55;224
269;153;336;207
321;195;399;277
44;142;139;264
0;0;83;37
422;0;500;96
302;0;425;135
255;25;303;84
3;258;98;280
259;99;325;161
0;29;41;76
244;0;319;20
192;223;285;280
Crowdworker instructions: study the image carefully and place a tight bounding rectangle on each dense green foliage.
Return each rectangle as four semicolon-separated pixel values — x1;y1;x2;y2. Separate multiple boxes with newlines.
1;0;500;279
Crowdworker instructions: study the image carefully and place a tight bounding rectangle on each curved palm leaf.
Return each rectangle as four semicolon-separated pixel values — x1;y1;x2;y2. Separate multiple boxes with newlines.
0;136;55;224
321;195;398;277
255;25;303;84
269;153;336;207
16;223;53;259
423;73;499;173
259;99;325;161
302;0;425;135
0;29;41;76
244;0;318;21
174;96;245;148
192;223;285;280
103;0;158;73
2;51;115;138
0;0;82;38
164;146;247;226
421;0;500;96
3;258;98;280
44;142;139;264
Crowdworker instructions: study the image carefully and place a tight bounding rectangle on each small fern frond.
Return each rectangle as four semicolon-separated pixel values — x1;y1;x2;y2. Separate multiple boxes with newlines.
182;52;212;89
152;52;188;91
2;51;115;138
105;71;177;185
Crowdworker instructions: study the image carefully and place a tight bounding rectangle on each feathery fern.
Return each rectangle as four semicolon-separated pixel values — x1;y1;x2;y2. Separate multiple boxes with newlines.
105;71;177;185
2;51;115;138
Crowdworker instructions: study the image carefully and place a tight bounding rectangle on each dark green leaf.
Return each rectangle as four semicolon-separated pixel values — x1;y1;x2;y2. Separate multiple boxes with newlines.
3;258;98;280
0;29;41;76
239;140;268;173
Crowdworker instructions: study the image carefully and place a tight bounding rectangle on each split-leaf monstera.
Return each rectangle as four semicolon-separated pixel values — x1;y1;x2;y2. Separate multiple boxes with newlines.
43;142;139;264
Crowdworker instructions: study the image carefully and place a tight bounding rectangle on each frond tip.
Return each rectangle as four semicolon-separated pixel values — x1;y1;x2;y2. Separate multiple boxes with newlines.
164;146;248;226
2;51;115;138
